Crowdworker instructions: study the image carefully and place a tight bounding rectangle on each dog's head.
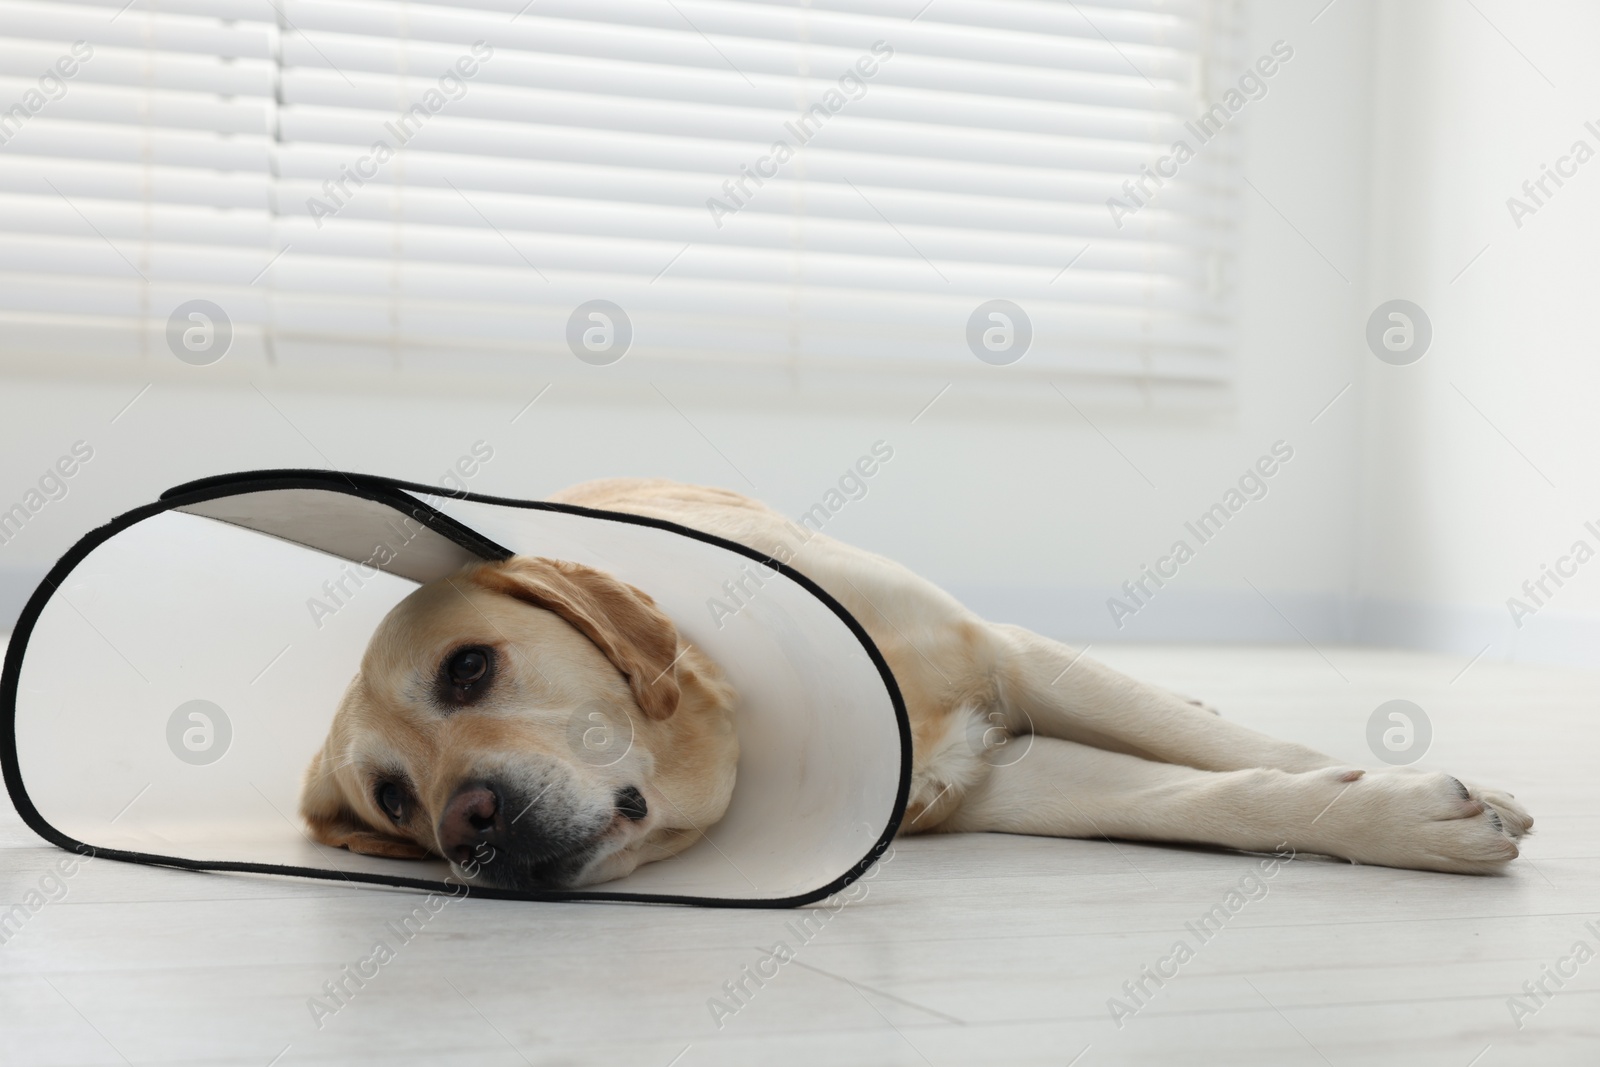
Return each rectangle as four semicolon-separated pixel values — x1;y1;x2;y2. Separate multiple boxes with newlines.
299;556;738;890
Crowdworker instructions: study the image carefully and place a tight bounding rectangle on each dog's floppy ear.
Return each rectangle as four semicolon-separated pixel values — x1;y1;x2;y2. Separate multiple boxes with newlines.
299;747;431;860
472;556;683;720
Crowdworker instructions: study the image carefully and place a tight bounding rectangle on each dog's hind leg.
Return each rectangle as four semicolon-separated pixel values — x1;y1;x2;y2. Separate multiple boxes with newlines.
985;623;1340;774
936;736;1525;874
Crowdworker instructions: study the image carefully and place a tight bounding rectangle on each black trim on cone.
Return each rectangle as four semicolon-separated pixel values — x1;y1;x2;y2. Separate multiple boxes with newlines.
1;470;912;909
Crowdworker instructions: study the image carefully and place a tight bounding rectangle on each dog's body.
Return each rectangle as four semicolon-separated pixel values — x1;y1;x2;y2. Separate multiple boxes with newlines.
301;478;1531;889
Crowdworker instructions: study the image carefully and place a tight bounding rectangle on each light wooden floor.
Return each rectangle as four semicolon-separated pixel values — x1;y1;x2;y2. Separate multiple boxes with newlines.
3;644;1597;1066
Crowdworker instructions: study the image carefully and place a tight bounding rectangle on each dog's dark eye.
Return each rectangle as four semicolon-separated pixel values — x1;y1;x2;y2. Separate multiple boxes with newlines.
437;645;495;709
448;647;489;686
376;781;407;822
447;647;490;687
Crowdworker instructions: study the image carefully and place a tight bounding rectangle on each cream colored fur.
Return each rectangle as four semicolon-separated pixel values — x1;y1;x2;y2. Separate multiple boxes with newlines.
549;479;1533;876
303;477;1531;885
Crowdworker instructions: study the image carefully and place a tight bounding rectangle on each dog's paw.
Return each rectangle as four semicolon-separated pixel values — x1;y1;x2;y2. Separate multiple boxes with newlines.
1308;768;1529;874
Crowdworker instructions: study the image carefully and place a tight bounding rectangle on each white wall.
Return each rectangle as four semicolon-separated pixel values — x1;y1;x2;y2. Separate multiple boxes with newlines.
0;1;1377;650
1357;0;1600;667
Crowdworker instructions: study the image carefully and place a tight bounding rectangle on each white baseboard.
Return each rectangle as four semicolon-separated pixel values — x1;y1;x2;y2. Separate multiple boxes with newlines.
946;584;1352;645
950;585;1600;671
1354;597;1600;672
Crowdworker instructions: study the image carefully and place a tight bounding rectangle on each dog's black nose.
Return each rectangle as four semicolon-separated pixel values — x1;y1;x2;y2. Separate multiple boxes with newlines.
437;783;502;865
437;779;612;887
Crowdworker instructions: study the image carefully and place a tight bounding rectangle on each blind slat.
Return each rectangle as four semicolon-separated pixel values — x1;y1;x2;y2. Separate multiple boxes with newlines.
0;0;1244;403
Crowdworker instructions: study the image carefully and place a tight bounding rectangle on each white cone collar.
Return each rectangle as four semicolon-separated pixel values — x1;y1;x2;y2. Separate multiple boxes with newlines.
1;471;911;907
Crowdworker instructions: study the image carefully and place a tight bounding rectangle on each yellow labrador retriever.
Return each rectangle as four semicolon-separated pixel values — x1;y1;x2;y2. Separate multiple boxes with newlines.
300;478;1531;889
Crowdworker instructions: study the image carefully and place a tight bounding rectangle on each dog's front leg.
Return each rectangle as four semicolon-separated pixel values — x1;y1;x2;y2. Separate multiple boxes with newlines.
988;623;1340;773
935;737;1529;874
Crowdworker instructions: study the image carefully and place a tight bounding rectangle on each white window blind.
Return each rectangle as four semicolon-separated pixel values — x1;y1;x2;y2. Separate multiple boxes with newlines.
0;0;1240;404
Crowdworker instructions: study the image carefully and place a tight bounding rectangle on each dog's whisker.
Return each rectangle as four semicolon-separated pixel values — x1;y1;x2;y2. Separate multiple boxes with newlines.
313;750;358;783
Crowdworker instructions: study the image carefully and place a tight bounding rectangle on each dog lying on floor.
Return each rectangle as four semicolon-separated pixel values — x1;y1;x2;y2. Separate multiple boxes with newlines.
299;478;1532;889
